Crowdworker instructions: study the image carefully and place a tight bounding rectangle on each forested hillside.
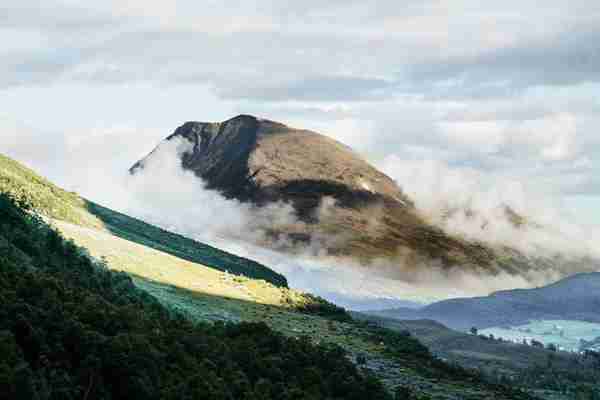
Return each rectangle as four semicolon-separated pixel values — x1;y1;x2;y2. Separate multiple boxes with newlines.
0;193;390;399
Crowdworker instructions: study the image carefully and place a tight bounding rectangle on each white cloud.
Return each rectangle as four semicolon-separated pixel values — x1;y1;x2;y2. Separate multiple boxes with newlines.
436;120;507;154
3;0;600;97
377;155;600;258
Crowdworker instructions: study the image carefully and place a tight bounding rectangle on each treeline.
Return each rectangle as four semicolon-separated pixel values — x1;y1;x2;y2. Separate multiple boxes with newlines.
294;294;352;322
0;193;391;400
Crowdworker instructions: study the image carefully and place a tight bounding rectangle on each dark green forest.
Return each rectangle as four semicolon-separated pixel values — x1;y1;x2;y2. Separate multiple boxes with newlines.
0;193;391;400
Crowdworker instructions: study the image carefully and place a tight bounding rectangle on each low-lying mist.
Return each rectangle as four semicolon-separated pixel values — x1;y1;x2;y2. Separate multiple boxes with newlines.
75;136;598;310
379;155;600;260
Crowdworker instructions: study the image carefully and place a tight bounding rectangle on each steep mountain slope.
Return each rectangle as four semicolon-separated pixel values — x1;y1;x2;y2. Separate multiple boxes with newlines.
0;152;286;287
131;114;520;272
371;272;600;331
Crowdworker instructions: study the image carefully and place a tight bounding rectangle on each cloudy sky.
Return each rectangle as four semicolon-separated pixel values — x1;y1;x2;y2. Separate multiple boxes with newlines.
2;0;600;225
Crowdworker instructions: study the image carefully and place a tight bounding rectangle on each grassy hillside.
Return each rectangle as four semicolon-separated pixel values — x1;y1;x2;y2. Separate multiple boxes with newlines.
0;153;286;287
0;153;92;225
0;192;391;399
54;219;307;307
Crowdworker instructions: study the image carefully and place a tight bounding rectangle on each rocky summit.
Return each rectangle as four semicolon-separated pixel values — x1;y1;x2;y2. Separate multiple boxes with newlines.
131;115;526;272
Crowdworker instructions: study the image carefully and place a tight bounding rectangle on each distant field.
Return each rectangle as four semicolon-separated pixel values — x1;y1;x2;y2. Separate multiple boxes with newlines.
481;320;600;352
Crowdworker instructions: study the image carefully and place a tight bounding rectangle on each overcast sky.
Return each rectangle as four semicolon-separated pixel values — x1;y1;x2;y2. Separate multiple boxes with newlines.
2;1;600;225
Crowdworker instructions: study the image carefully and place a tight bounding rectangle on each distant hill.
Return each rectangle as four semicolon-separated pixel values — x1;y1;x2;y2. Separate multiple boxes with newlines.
131;114;584;279
370;272;600;331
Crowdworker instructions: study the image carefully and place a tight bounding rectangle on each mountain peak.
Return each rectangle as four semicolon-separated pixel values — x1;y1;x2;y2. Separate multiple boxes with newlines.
231;113;259;122
132;116;502;269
